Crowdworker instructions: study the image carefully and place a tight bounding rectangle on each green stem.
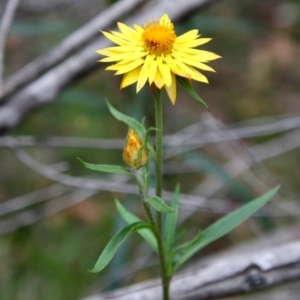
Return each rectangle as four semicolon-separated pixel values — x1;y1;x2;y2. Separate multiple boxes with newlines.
139;171;170;300
142;199;171;298
142;201;156;227
155;89;163;199
154;89;170;300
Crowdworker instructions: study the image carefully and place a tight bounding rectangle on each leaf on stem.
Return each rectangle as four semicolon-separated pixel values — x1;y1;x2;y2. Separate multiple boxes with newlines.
174;185;280;270
177;76;208;109
106;100;145;141
115;200;157;251
146;196;174;213
89;221;152;273
78;158;131;175
106;100;155;158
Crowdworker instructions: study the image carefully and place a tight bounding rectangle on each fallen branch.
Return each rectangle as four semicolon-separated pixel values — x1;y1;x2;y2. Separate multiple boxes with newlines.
0;0;218;133
11;147;231;214
82;240;300;300
0;188;97;235
1;0;145;99
0;0;20;96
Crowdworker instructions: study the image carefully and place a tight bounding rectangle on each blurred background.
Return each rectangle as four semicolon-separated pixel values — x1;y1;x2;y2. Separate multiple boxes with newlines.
1;0;300;299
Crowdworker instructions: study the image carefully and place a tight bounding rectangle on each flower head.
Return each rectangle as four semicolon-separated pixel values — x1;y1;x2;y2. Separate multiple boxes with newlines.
123;129;148;168
97;14;220;104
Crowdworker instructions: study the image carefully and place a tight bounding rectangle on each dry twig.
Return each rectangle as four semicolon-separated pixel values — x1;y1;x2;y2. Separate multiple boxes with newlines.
0;0;20;97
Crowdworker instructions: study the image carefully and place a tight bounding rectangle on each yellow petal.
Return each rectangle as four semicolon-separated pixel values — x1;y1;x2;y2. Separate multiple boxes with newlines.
115;51;147;65
193;51;222;62
157;56;172;87
159;14;172;27
175;48;221;61
96;49;114;56
187;65;209;83
176;38;213;48
136;55;155;92
164;54;190;77
163;64;173;87
136;70;149;93
169;50;197;62
117;22;139;38
108;58;144;74
110;30;130;41
193;62;216;72
102;31;128;46
175;30;199;43
172;59;192;79
134;24;144;33
165;72;177;104
97;46;141;54
121;67;141;88
100;52;133;62
154;69;164;89
140;54;155;75
148;60;157;84
172;52;216;72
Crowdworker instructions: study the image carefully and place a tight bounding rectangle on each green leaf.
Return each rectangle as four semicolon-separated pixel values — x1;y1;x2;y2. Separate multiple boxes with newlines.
177;76;208;109
106;100;146;141
115;200;157;251
78;158;131;175
89;221;152;273
174;185;280;270
165;185;180;256
174;227;188;247
173;231;202;255
146;196;174;213
106;100;156;160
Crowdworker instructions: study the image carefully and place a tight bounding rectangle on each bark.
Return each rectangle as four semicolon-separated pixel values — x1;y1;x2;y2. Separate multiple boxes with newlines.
82;238;300;300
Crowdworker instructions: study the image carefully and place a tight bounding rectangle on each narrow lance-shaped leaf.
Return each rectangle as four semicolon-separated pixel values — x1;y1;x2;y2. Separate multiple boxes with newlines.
115;200;157;251
146;196;174;213
174;185;280;270
90;221;152;273
173;231;202;255
106;100;146;141
177;76;208;109
106;100;155;160
78;158;131;175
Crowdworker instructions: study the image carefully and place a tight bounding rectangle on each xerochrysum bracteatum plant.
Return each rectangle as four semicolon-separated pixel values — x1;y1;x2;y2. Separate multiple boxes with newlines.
78;14;279;300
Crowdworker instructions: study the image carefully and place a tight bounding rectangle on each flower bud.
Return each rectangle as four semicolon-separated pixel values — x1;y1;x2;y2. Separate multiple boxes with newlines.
123;129;148;168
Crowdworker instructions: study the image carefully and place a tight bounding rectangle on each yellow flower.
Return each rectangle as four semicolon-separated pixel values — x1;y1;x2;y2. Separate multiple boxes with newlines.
123;129;148;168
96;14;220;104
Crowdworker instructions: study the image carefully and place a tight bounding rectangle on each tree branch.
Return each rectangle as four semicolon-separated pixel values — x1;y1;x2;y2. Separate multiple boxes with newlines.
10;147;231;214
2;113;300;149
0;183;71;217
1;0;145;99
0;0;20;97
0;0;218;133
81;239;300;300
0;188;97;235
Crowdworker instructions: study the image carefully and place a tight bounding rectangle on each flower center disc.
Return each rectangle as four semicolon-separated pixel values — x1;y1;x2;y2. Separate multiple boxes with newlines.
142;24;176;55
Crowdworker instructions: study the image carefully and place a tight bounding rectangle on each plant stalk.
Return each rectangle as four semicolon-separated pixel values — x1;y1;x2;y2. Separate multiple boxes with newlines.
154;89;170;300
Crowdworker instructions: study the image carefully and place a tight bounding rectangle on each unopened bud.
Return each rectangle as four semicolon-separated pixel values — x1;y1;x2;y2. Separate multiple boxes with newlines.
123;129;148;168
